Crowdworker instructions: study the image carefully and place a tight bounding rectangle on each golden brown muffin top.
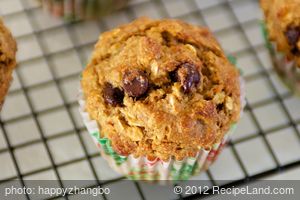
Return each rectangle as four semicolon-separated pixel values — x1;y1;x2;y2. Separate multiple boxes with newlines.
0;18;17;109
81;17;241;161
261;0;300;67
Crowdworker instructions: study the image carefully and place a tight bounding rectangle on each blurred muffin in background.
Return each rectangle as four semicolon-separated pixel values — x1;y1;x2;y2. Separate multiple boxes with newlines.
40;0;129;21
260;0;300;95
0;19;17;110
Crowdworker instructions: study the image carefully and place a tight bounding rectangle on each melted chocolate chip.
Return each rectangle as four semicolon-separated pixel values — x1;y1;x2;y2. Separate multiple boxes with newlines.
103;83;124;106
122;69;149;98
285;27;300;46
171;63;200;93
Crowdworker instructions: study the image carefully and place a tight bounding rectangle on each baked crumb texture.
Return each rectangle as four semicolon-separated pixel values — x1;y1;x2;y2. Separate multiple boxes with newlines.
0;18;17;110
261;0;300;67
81;17;241;161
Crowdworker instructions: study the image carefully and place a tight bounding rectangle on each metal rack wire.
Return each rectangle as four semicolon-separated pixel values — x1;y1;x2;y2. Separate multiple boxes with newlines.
0;0;300;199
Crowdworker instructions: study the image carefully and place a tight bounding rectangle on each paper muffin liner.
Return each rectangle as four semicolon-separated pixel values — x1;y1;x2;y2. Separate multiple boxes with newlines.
261;22;300;96
39;0;129;21
78;71;245;182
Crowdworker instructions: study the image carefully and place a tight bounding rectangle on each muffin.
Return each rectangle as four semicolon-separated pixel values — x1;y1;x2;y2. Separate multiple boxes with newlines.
0;19;17;110
40;0;128;21
261;0;300;94
79;17;244;181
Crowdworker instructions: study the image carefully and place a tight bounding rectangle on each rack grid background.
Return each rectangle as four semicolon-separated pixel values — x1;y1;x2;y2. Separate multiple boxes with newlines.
0;0;300;199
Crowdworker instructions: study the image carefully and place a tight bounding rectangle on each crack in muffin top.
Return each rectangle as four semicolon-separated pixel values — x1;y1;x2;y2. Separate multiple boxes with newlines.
81;17;241;161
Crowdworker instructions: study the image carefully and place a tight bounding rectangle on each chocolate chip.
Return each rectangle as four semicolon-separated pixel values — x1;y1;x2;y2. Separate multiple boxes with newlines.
171;63;200;93
291;47;300;56
103;83;124;106
122;69;149;98
285;27;300;46
169;70;178;83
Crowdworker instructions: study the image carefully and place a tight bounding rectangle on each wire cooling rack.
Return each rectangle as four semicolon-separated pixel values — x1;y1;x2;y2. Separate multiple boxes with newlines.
0;0;300;199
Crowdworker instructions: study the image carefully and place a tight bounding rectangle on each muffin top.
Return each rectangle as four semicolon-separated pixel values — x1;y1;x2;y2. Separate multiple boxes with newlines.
0;18;17;109
81;17;241;161
261;0;300;67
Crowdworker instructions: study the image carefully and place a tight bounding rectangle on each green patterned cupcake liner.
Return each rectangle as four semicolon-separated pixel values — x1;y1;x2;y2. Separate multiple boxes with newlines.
78;94;242;182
